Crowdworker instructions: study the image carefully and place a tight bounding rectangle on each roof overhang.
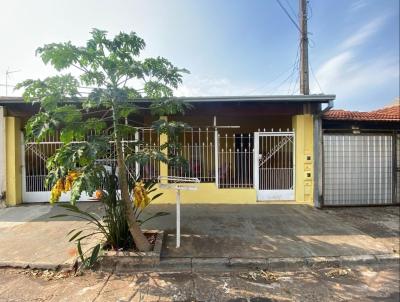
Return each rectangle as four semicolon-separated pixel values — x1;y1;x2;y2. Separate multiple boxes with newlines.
0;94;335;105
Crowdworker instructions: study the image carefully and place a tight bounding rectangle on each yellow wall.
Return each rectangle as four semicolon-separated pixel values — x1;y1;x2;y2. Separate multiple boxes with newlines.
5;117;22;206
151;114;314;204
292;114;314;204
153;183;257;204
159;116;168;183
5;113;313;205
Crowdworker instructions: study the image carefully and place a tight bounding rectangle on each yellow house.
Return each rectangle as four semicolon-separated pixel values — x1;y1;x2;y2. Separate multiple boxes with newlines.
0;95;335;207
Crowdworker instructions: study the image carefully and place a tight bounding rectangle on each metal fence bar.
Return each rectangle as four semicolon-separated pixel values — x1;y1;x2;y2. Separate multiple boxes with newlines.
168;128;216;183
218;133;254;188
24;128;161;193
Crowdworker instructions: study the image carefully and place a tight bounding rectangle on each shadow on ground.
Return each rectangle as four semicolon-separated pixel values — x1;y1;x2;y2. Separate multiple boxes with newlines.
0;203;398;266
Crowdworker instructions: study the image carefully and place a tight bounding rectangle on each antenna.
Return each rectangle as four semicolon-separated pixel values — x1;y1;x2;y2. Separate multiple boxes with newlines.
5;68;21;96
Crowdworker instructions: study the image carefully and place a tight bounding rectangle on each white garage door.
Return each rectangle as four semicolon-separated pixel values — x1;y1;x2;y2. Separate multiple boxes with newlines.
323;134;398;206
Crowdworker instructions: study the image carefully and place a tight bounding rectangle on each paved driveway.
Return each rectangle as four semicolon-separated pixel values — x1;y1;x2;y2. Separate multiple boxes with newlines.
0;202;398;268
144;204;397;259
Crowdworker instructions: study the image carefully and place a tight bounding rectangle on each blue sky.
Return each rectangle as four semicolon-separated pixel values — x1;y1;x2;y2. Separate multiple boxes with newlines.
0;0;398;110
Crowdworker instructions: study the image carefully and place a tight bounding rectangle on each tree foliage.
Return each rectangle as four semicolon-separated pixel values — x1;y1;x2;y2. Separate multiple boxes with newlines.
16;28;190;204
16;29;190;251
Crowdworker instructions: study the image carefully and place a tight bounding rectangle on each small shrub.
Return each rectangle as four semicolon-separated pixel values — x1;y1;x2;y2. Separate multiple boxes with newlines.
52;170;168;270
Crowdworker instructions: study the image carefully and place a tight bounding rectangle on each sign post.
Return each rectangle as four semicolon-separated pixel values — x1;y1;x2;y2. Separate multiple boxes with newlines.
158;176;200;248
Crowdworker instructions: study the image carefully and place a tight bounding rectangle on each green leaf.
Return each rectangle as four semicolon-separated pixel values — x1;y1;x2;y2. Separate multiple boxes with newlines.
49;214;69;219
69;230;83;242
89;244;101;266
140;212;170;225
151;192;163;201
144;81;173;99
77;240;85;263
36;42;80;71
17;29;191;253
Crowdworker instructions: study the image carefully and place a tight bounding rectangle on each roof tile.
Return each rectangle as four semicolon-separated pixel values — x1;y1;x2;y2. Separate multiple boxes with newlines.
323;104;399;122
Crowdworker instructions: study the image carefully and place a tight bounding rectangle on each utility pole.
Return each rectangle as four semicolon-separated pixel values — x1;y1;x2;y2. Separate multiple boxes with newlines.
299;0;309;95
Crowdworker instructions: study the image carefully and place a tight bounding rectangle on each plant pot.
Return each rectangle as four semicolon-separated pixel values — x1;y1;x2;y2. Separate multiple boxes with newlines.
99;230;164;273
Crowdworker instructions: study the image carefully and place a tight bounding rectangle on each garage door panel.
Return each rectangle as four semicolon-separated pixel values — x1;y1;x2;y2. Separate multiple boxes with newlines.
323;134;395;206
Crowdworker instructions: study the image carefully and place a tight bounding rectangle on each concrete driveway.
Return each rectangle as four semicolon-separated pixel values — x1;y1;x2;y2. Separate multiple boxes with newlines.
0;202;398;268
145;204;398;259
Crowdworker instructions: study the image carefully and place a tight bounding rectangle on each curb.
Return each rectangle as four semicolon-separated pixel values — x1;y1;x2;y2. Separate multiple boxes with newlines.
1;253;398;273
0;261;60;270
155;253;399;273
113;253;400;274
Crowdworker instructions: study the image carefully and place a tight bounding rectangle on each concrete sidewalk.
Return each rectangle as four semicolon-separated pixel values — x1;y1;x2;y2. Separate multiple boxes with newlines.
0;202;398;270
0;202;103;269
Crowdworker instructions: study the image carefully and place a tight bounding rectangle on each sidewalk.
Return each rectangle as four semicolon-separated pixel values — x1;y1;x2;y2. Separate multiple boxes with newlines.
0;202;398;271
0;202;103;269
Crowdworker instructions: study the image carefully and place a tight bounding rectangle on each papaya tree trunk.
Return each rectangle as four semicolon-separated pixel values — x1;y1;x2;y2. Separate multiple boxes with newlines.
112;103;152;252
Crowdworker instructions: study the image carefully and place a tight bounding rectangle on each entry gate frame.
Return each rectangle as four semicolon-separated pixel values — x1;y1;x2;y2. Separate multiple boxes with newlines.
253;131;295;201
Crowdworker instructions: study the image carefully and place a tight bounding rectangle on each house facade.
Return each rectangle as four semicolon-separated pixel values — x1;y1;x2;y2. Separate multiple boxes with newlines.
0;95;335;206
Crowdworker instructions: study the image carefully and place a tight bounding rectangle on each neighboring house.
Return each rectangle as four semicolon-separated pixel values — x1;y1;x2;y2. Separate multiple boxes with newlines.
322;100;400;206
1;94;333;207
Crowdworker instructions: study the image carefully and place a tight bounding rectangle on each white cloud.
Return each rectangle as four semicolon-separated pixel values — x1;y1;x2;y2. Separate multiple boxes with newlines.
340;16;386;49
311;15;398;108
311;51;399;106
175;68;302;97
349;0;368;12
175;75;250;97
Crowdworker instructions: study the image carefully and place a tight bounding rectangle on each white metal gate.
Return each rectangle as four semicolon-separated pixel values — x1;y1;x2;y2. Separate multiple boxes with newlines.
22;129;160;203
21;133;93;203
254;132;295;200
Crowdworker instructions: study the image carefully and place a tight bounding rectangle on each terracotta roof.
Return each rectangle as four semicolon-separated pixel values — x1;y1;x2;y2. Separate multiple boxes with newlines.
323;104;400;122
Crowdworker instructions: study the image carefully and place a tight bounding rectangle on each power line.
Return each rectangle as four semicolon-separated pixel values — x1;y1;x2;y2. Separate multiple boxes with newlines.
284;0;297;18
287;43;300;93
291;73;300;95
275;0;301;33
245;64;296;95
247;39;300;96
309;63;323;93
268;51;299;94
273;62;298;93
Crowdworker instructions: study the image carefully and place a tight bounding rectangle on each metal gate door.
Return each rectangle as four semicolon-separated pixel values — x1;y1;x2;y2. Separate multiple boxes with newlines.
254;132;295;200
323;134;397;206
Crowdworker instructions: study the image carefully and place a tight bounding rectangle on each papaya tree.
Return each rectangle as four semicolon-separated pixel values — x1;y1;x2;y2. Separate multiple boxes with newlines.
16;29;189;251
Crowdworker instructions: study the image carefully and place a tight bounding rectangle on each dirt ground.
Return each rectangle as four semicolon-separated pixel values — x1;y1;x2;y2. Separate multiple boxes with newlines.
0;264;399;302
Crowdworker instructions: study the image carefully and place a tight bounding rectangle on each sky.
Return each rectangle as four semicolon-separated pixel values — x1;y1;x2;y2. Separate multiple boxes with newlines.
0;0;398;111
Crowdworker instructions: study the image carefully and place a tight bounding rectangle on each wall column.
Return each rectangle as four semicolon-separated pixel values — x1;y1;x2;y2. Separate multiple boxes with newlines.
5;116;22;206
292;114;314;204
159;116;168;183
0;107;6;201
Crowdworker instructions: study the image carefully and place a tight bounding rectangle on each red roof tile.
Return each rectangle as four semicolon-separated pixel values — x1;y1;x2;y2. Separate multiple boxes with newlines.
323;104;400;122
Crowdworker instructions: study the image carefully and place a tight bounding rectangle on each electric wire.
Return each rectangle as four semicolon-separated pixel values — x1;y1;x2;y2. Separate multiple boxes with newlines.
275;0;301;32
